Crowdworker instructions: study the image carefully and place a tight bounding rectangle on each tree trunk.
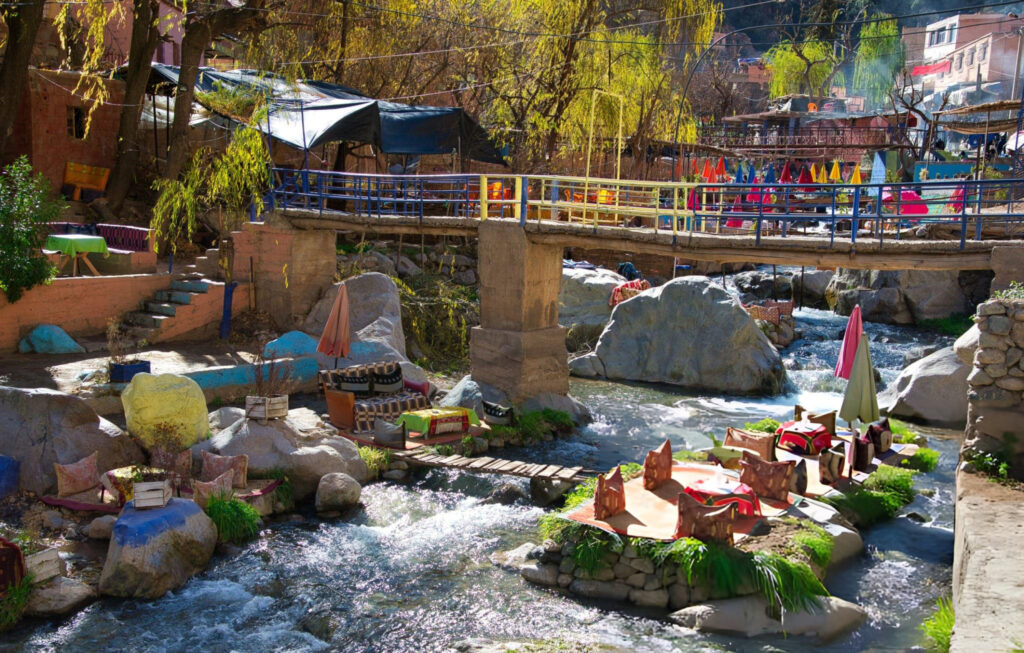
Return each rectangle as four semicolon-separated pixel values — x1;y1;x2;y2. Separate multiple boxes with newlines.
0;1;47;157
106;0;163;212
163;5;266;181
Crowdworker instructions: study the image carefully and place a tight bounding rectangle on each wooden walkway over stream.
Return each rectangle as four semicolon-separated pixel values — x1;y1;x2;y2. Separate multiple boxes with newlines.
393;449;595;483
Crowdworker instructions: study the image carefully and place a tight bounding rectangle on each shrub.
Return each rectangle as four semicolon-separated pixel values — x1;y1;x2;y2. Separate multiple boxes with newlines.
205;493;261;543
516;411;547;443
967;450;1010;480
917;315;973;336
992;280;1024;301
824;487;903;527
744;418;781;434
790;521;834;568
921;596;954;653
359;446;391;479
461;434;475;455
0;157;61;302
901;448;940;473
0;575;32;632
891;419;926;445
394;273;479;371
863;466;916;505
540;409;575;434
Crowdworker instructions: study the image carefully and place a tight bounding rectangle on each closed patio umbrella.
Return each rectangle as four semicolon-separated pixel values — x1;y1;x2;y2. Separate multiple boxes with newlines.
839;333;879;425
779;161;793;184
834;305;862;379
317;283;351;360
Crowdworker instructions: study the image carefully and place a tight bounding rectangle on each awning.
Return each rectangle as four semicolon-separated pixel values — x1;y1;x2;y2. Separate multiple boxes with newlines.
911;61;951;76
148;64;505;164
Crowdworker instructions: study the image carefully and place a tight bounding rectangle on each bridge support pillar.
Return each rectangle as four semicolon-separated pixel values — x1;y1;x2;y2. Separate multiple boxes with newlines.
470;221;568;402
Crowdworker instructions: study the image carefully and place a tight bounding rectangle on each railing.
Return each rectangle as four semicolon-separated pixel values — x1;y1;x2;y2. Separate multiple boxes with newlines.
267;167;1024;249
694;126;919;149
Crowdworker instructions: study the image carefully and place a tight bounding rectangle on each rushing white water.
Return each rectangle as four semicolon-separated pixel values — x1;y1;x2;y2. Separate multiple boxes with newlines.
2;308;959;652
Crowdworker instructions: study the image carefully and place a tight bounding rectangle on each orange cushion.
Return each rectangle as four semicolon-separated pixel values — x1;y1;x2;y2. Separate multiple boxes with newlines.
54;451;99;498
201;451;248;488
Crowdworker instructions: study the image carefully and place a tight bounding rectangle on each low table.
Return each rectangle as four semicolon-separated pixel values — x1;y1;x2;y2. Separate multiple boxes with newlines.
44;234;108;276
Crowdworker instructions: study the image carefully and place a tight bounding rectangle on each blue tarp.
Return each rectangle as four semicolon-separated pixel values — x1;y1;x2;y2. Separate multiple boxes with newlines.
150;64;504;164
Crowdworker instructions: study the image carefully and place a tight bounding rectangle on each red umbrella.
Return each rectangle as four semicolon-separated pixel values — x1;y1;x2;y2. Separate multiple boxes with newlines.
834;305;863;380
715;156;727;179
691;158;700;178
686;188;701;210
725;194;744;228
317;283;351;359
701;158;713;182
797;165;813;192
745;175;763;204
779;161;793;184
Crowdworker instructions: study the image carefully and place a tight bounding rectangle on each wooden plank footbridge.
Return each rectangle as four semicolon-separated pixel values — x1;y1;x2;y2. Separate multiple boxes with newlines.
392;449;596;484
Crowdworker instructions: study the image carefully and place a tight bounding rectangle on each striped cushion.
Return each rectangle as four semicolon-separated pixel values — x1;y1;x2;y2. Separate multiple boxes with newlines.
352;392;431;433
372;367;404;395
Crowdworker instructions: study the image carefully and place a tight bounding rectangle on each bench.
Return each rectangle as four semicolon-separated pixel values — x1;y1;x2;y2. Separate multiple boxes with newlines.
319;362;431;434
47;222;157;274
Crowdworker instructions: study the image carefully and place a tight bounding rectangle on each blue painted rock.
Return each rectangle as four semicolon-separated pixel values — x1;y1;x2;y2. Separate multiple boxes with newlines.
99;498;216;599
262;330;318;358
17;324;85;354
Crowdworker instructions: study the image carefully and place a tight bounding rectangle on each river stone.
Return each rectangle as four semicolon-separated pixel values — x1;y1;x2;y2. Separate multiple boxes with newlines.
24;577;95;617
572;277;786;394
791;269;833;308
900;270;971;322
99;498;217;599
87;515;118;540
988;315;1013;336
18;324;85;354
568;579;631;601
0;386;144;494
630;588;669;608
823;522;864;568
204;407;369;500
880;347;970;427
669;595;867;640
530;478;574;506
978;301;1006;316
628;557;655;574
995;376;1024;392
558;267;627;328
490;543;536;570
986;364;1008;378
121;373;209;450
302;273;406;357
315;472;361;512
1007;348;1023;368
521;562;559;586
955;325;981;365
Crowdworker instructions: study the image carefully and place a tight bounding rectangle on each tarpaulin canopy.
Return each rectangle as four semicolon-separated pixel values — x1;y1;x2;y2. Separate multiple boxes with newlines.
149;64;505;164
911;60;951;76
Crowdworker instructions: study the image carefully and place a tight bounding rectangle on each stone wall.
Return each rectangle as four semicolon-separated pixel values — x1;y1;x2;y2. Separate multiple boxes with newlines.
963;298;1024;475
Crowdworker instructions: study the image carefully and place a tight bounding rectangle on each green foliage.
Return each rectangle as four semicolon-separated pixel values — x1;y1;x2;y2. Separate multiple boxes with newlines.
263;468;293;507
921;596;954;653
150;151;207;255
901;448;940;473
561;478;598;512
744;418;781;434
205;493;261;544
863;466;916;505
393;274;478;371
890;419;925;445
789;521;834;568
993;281;1024;301
917;315;973;336
765;40;843;98
540;409;575;434
823;487;903;526
358;446;392;479
853;15;903;107
516;411;547;444
197;80;264;121
618;462;643;482
461;434;475;455
0;574;32;632
672;449;709;462
968;451;1010;480
431;444;454;457
572;527;621;576
0;157;61;302
749;552;829;614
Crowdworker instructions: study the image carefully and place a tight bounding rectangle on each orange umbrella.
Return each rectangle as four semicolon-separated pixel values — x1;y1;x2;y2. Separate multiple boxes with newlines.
691;158;700;177
715;156;726;179
701;158;713;182
317;283;351;359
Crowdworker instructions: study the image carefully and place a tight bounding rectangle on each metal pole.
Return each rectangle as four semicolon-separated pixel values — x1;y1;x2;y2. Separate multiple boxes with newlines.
584;91;597;230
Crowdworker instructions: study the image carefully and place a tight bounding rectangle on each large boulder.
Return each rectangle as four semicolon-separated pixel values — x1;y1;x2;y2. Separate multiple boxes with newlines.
570;277;786;395
18;325;85;354
99;498;217;599
791;269;834;308
25;577;96;617
669;595;866;640
440;375;592;425
121;373;209;450
0;387;143;494
733;270;792;304
880;347;970;427
439;375;485;419
302;272;405;357
955;324;980;365
314;472;361;512
558;267;625;329
827;269;972;324
900;270;971;322
202;407;370;500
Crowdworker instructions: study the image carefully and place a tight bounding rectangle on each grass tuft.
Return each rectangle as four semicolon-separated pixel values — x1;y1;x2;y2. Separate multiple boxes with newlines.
789;520;835;568
901;448;940;472
0;574;32;632
205;493;261;544
672;449;709;463
863;465;916;504
921;596;955;653
540;408;575;434
358;446;392;479
516;411;547;444
890;419;927;445
461;434;475;455
744;418;781;434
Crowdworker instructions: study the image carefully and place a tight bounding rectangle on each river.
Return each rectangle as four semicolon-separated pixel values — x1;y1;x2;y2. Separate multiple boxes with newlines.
2;308;959;653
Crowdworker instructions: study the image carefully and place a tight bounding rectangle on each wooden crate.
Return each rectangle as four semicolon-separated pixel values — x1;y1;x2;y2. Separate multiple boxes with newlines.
25;548;62;584
245;394;289;421
133;479;171;509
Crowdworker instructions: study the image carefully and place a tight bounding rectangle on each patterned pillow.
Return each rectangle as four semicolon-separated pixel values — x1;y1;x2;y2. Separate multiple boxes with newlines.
675;492;735;545
201;451;248;488
54;451;100;498
372;367;404;395
482;400;513;426
150;449;192;488
724;427;775;461
738;450;793;502
193;470;233;509
643;439;672;490
338;370;371;395
594;467;626;520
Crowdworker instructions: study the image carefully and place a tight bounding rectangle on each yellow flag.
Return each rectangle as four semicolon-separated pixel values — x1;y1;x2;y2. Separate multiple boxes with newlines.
850;165;862;185
829;160;842;182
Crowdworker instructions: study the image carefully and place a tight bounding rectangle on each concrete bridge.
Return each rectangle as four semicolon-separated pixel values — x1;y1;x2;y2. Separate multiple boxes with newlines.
266;169;1024;403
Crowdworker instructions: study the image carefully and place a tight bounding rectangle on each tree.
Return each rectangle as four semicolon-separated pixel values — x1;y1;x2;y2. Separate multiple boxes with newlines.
0;1;47;156
853;14;903;109
765;40;843;99
0;157;62;302
106;0;170;212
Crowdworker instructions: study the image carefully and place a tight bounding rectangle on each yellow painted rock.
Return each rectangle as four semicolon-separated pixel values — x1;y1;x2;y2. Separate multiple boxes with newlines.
121;373;209;449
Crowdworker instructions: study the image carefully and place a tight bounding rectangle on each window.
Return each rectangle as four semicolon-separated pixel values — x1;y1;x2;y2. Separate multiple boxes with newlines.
935;28;946;44
980;43;988;61
967;49;974;66
66;107;85;139
950;25;957;44
956;53;963;71
928;31;935;46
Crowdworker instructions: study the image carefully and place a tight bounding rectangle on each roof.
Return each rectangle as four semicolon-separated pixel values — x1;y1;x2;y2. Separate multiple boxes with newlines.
149;64;505;164
934;99;1023;116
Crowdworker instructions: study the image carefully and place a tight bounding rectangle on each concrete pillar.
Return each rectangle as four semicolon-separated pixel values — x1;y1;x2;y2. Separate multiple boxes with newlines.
990;245;1024;293
470;221;568;402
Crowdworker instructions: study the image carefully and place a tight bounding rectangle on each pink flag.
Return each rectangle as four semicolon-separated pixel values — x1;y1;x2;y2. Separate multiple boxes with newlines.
834;305;863;379
317;284;351;358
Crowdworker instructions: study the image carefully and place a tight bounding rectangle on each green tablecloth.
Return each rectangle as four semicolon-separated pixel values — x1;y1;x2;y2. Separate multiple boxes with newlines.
45;234;109;256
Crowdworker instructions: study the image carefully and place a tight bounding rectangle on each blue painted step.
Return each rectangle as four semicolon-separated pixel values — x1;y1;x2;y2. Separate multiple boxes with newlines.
171;279;210;293
144;301;177;317
155;290;194;305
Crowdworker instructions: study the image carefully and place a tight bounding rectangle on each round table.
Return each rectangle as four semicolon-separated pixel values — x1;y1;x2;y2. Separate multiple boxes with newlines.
44;234;108;276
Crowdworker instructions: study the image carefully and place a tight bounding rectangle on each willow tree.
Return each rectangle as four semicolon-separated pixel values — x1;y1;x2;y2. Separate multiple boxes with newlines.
765;40;844;99
853;15;903;109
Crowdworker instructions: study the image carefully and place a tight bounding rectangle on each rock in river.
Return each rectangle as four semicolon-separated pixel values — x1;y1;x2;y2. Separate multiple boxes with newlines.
569;277;786;395
879;347;970;427
669;595;867;640
558;267;626;329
